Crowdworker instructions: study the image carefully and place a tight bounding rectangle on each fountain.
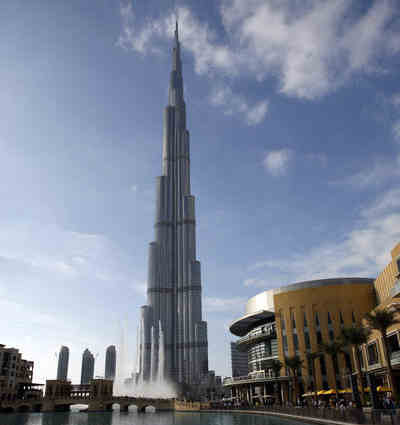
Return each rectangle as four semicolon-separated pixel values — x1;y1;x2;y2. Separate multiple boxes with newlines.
114;319;176;398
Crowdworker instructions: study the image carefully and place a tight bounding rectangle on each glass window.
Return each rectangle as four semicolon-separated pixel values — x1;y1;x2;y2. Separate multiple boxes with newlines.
340;311;344;325
327;312;332;325
291;311;296;329
387;334;400;354
303;312;308;327
317;330;323;345
320;355;327;375
367;343;379;365
281;315;286;330
352;311;356;323
358;348;365;369
315;312;320;327
344;352;352;371
329;329;335;341
304;331;311;350
333;356;339;374
283;335;288;352
293;334;299;351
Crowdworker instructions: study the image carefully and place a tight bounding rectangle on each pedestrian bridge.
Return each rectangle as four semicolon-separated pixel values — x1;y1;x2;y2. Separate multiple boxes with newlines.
0;379;174;413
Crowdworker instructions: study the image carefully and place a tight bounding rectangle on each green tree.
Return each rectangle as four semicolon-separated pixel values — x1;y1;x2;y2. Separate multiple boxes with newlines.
285;355;303;403
271;360;283;404
271;359;283;378
320;341;345;402
365;308;400;399
306;351;321;404
341;325;370;405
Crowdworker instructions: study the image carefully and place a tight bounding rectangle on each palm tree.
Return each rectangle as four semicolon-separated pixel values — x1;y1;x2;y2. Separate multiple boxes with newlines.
341;325;370;405
271;359;283;378
306;351;321;404
285;355;303;403
320;341;345;402
271;360;283;404
365;308;400;399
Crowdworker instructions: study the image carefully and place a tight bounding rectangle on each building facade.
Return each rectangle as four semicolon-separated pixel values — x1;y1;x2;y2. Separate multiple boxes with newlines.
225;277;376;405
0;344;34;402
231;342;248;377
80;349;95;385
56;346;69;381
360;243;400;392
137;23;208;386
105;345;116;380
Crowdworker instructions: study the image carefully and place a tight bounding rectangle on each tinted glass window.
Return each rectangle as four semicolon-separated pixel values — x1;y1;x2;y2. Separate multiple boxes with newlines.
367;343;379;365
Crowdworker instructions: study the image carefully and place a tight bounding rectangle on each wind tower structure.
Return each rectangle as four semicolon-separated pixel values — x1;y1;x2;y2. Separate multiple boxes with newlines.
138;22;209;385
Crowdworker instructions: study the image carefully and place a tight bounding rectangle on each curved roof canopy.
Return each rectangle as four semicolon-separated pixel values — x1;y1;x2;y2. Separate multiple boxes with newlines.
229;309;274;337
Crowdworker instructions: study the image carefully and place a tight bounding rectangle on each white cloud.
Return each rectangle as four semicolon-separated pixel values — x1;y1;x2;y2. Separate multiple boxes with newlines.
392;93;400;108
131;184;138;192
210;85;268;125
338;154;400;188
251;186;400;282
393;120;400;143
263;149;293;176
131;280;147;296
118;1;400;100
243;278;268;288
222;0;400;98
204;296;248;313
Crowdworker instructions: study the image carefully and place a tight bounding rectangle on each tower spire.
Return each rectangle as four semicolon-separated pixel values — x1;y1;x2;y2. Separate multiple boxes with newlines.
169;19;183;106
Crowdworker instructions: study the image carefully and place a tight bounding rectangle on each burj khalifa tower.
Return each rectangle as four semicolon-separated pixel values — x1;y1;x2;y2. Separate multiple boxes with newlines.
138;23;209;386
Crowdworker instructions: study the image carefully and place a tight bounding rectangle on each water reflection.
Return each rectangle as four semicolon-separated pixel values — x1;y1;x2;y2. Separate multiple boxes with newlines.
0;411;310;425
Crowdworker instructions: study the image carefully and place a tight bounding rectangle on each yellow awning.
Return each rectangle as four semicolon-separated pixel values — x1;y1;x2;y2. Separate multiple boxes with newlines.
377;386;392;392
324;389;338;395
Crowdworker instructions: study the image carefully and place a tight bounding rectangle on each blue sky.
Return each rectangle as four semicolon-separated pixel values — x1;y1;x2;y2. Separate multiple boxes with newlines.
1;0;400;384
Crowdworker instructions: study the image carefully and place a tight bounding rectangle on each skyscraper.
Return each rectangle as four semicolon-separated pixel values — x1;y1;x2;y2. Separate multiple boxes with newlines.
56;346;69;381
105;345;116;380
80;349;95;385
138;22;208;385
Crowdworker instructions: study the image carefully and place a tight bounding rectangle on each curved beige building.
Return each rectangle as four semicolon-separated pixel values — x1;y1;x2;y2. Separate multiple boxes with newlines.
226;277;375;405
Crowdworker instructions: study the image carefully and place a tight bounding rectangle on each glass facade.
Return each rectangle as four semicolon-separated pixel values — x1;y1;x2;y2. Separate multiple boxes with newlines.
248;338;278;373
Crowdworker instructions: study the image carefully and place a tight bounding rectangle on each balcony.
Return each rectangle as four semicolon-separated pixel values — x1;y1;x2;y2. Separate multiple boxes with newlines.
223;370;289;386
390;350;400;366
390;279;400;298
236;323;276;348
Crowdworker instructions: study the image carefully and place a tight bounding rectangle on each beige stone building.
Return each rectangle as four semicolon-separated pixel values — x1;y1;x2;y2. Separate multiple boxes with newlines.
0;344;34;402
360;243;400;391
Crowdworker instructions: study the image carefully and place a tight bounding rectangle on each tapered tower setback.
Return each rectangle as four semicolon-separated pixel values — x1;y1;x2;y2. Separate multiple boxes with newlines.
139;23;208;385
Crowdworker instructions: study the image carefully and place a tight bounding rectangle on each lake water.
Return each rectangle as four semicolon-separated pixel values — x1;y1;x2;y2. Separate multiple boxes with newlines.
0;411;309;425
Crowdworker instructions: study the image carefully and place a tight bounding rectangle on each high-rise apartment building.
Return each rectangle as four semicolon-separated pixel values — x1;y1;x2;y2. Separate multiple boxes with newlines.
80;349;94;385
56;346;69;381
105;345;116;380
137;22;208;385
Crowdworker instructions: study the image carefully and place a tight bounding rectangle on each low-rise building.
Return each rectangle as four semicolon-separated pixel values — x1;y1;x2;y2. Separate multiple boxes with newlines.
0;344;36;402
